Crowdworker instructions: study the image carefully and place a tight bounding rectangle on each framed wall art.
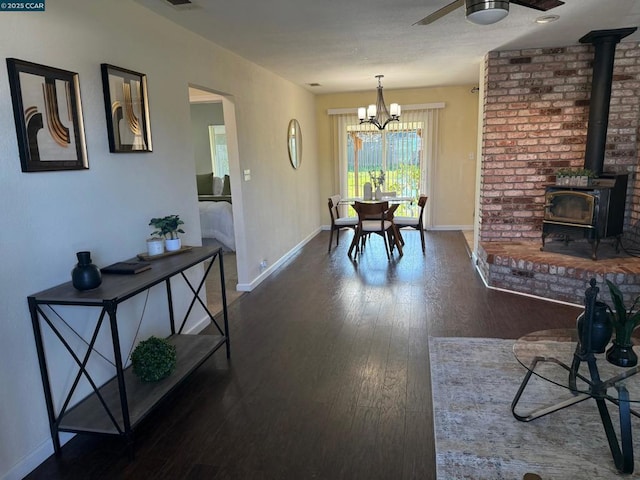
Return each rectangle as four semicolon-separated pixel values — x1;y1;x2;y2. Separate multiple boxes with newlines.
6;58;89;172
101;64;153;153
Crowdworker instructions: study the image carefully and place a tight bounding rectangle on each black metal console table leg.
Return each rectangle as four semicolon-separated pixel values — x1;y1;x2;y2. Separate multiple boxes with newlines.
28;297;61;455
105;300;134;459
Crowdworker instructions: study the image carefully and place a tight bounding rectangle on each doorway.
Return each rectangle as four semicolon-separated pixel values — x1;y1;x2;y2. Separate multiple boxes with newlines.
188;86;245;310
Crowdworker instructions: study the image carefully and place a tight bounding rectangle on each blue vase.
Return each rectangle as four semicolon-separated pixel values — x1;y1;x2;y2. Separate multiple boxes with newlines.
576;301;612;354
71;251;102;291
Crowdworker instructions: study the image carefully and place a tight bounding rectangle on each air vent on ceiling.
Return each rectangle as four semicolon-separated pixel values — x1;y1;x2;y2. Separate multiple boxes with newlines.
164;0;201;10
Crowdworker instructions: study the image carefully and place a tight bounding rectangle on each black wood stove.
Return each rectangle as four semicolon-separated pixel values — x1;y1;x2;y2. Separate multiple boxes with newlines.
541;27;636;260
542;174;627;259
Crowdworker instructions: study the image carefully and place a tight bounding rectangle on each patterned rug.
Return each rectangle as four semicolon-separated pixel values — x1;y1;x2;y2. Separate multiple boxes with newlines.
429;337;640;479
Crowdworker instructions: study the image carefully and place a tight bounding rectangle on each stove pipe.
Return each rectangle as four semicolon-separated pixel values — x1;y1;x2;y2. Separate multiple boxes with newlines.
579;28;637;177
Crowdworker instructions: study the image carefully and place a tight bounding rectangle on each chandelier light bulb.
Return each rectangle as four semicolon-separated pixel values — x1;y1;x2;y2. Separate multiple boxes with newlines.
358;75;401;130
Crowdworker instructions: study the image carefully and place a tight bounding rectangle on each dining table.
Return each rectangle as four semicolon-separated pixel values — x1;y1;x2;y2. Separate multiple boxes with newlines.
344;198;408;258
338;195;415;205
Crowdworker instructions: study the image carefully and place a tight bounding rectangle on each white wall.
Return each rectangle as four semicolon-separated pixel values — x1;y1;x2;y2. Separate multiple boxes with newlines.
0;1;320;478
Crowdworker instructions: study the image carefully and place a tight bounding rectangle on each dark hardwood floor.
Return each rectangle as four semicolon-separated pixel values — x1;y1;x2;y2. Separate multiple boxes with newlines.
26;231;579;479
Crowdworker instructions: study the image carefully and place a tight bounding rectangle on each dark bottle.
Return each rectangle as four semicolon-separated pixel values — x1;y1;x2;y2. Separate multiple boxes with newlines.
71;251;102;290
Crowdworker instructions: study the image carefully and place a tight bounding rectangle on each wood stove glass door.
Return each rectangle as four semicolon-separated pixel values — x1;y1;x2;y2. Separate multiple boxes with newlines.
544;191;595;225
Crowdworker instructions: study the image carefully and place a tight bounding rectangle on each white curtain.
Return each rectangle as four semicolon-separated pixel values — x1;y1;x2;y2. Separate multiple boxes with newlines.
330;105;441;226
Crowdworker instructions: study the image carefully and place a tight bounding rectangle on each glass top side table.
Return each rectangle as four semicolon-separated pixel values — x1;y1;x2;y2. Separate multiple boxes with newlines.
512;328;640;473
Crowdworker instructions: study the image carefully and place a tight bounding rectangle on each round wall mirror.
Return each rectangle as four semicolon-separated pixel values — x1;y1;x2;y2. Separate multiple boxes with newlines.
287;119;302;169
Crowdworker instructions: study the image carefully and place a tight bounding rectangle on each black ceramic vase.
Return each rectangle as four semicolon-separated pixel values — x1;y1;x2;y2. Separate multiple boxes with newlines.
71;251;102;291
576;301;612;354
606;342;638;368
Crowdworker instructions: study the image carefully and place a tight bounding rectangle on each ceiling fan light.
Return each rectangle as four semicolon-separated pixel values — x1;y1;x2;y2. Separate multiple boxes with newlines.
466;0;509;25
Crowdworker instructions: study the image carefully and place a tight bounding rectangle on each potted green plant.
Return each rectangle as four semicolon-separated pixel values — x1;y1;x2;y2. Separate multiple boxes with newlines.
131;336;177;382
556;168;595;187
149;214;185;252
146;236;165;256
604;280;640;367
575;168;595;187
555;168;571;186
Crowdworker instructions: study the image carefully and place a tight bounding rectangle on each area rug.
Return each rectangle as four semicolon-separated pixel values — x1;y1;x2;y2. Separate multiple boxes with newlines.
429;337;640;479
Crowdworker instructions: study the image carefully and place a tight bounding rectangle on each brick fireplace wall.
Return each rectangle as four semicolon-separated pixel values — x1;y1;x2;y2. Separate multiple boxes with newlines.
480;41;640;247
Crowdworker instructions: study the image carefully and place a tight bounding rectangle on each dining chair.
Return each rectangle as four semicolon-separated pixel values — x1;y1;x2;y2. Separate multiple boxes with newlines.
328;195;358;252
348;201;403;260
393;195;428;253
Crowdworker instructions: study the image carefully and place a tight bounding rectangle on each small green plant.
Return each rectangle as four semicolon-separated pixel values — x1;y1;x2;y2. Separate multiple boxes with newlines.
576;168;595;178
557;168;595;177
149;215;185;240
131;336;177;382
605;280;640;346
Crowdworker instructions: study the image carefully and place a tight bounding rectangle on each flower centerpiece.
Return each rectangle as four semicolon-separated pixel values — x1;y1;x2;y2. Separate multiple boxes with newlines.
369;169;385;199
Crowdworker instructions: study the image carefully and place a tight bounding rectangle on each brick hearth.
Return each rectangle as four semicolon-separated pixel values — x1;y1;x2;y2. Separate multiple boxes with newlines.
475;38;640;304
477;240;640;305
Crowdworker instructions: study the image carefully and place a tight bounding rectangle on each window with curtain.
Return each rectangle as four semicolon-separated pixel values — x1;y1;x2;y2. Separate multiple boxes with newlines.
330;104;442;223
208;125;229;176
346;121;423;203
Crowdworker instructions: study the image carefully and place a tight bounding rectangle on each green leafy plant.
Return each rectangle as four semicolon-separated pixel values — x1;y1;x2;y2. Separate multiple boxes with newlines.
605;280;640;346
149;215;185;240
576;168;595;178
131;336;177;382
557;168;595;178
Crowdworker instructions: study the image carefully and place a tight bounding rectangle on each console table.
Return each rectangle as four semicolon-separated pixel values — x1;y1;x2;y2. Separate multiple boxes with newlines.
27;245;230;457
511;328;640;473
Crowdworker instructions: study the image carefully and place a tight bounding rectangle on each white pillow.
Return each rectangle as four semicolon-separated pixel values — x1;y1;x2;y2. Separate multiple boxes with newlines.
212;176;224;195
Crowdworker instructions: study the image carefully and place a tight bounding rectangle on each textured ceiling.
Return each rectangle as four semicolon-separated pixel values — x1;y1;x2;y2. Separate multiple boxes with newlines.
135;0;640;94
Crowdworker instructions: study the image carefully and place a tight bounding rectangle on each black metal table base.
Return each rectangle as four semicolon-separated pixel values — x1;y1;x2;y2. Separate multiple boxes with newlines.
511;355;639;474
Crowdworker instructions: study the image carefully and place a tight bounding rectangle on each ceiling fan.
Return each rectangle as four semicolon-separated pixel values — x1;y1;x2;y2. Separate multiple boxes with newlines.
414;0;564;26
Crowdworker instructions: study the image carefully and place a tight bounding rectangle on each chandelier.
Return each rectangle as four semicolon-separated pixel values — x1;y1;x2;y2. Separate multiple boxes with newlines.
358;75;401;130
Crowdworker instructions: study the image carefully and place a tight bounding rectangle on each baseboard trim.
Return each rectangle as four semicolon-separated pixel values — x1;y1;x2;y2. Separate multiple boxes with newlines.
184;315;211;335
3;432;75;480
427;224;474;231
236;228;320;292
